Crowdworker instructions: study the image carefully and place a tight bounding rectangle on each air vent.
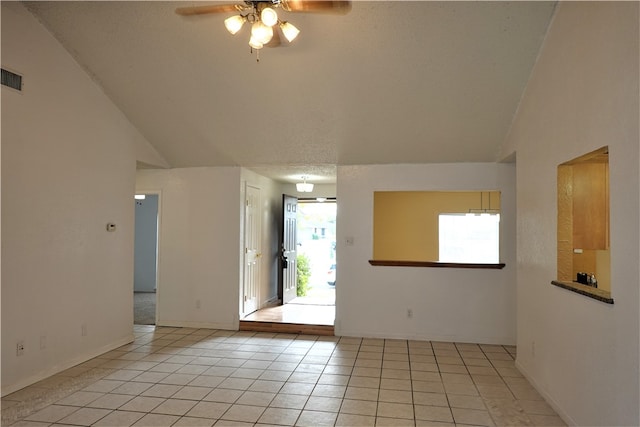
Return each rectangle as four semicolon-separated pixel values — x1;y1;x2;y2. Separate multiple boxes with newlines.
1;68;23;91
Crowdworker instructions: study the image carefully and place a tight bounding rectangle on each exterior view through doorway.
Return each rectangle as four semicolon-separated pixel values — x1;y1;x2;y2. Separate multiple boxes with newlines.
244;197;336;327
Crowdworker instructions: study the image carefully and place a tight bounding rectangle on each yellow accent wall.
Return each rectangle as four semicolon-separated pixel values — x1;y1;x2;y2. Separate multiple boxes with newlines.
373;191;500;261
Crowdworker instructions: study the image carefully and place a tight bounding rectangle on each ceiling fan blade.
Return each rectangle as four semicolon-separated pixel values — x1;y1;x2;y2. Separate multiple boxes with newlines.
175;4;244;16
281;0;352;15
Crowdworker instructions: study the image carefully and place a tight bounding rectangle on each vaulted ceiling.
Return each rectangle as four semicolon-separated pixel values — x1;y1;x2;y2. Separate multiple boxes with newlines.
24;1;556;183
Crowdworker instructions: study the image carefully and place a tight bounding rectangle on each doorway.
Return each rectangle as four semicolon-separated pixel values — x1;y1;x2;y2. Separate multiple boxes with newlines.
243;197;336;327
134;193;158;325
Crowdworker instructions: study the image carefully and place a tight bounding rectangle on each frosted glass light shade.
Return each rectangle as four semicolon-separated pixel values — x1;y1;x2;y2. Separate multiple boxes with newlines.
224;15;245;35
248;36;264;49
280;21;300;42
261;7;278;27
251;21;273;44
296;182;314;192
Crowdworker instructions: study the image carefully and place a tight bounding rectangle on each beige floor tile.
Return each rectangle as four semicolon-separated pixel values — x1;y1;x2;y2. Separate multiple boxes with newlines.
141;383;182;398
87;393;135;409
377;402;414;419
441;373;473;385
93;410;145;426
236;390;276;406
410;362;439;372
111;381;154;396
447;394;487;410
218;378;254;390
451;407;495;426
414;420;454;426
349;376;381;389
280;382;315;395
25;405;79;423
152;398;198;416
185;401;231;419
312;384;346;398
414;404;454;423
352;367;382;377
173;416;216;426
119;395;166;413
288;372;321;383
375;416;416;426
476;384;514;399
345;386;379;401
57;407;111;425
410;355;436;364
472;374;507;385
105;369;145;381
412;381;445;394
133;412;181;426
336;412;376;426
463;357;493;367
55;390;104;406
83;379;125;393
356;358;383;368
203;388;243;404
435;356;464;366
380;378;412;391
133;371;171;383
220;404;266;423
443;382;479;396
172;386;213;400
257;407;301;425
296;409;337;426
318;374;350;386
412;392;448;407
437;364;468;374
383;361;411;370
304;396;342;412
382;369;412;380
509;385;544;400
339;398;377;416
378;389;413;404
412;371;442;382
269;393;309;409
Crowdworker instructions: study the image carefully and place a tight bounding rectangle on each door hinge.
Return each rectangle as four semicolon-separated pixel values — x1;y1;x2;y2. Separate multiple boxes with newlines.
244;295;247;302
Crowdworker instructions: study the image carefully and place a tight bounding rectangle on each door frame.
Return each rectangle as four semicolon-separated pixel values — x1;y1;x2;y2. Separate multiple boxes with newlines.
133;189;162;325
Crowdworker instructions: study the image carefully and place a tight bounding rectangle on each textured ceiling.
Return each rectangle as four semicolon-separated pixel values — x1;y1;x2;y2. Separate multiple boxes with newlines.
24;1;556;183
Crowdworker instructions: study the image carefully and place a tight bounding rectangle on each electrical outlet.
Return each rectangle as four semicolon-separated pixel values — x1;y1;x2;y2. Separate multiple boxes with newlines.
16;341;25;356
40;335;47;350
407;308;413;319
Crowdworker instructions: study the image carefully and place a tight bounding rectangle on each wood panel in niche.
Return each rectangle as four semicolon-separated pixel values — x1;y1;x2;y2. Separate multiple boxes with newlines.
556;146;611;295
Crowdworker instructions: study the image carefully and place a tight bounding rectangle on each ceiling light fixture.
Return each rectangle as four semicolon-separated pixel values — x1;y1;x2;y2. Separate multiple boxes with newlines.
223;1;300;61
296;176;314;193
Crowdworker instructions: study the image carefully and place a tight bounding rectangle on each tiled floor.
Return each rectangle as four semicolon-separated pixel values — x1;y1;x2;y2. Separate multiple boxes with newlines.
2;325;566;427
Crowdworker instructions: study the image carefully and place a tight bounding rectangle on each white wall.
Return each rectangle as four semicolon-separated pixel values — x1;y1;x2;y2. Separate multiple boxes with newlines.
503;2;639;426
1;3;148;395
136;167;242;329
335;163;517;344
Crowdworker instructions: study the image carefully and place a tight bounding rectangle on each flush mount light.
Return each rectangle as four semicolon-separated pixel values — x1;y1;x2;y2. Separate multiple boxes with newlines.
296;176;314;193
134;194;146;200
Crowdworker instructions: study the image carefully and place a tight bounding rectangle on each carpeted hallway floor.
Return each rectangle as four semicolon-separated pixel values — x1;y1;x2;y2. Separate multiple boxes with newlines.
133;292;156;325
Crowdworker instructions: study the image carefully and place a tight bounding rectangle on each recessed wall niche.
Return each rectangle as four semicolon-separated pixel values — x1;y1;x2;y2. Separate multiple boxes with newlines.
556;146;611;302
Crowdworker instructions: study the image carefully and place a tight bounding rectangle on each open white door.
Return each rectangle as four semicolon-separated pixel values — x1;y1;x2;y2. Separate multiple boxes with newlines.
280;194;298;304
243;184;261;315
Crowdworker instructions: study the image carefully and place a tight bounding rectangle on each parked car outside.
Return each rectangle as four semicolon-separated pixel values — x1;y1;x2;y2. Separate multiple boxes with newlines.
327;264;336;286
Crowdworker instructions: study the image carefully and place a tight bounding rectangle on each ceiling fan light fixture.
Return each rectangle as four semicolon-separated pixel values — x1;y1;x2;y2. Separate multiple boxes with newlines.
280;21;300;42
251;21;273;44
224;14;245;35
260;7;278;27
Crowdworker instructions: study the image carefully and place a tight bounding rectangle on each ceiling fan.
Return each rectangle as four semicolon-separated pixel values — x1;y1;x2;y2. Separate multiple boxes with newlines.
176;1;352;59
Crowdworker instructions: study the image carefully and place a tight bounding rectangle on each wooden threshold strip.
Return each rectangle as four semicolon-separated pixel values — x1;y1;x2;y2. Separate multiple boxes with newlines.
239;321;334;336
